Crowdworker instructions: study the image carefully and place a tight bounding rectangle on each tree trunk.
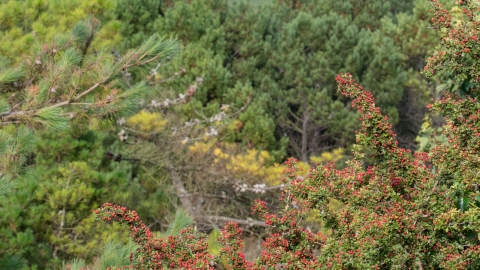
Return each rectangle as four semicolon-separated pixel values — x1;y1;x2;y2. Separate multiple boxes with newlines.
301;113;309;162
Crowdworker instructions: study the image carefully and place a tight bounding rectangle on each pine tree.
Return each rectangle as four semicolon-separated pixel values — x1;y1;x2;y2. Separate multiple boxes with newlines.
0;0;121;63
94;1;480;268
114;0;434;161
114;0;165;50
377;0;455;150
0;130;135;268
224;0;406;160
0;17;179;193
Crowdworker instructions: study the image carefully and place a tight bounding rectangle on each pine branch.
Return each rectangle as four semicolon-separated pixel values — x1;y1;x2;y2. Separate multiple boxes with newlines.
0;17;181;185
79;17;99;66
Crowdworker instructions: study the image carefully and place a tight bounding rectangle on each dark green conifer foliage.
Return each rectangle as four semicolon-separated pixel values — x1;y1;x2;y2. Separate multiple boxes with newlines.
145;0;288;158
0;11;180;266
222;0;407;160
0;130;133;268
0;254;27;270
0;127;175;268
120;0;429;160
115;0;164;50
372;0;455;150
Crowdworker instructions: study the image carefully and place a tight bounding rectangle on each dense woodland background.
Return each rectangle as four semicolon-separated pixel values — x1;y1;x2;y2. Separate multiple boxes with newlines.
0;0;471;268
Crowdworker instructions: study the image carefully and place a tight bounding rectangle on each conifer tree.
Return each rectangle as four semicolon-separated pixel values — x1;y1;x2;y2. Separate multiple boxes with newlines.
117;0;415;161
0;16;179;193
224;0;407;160
378;0;455;150
0;0;121;63
95;1;480;268
114;0;165;50
0;130;135;268
0;12;181;267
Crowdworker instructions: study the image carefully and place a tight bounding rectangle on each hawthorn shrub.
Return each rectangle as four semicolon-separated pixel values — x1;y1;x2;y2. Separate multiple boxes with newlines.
95;1;480;269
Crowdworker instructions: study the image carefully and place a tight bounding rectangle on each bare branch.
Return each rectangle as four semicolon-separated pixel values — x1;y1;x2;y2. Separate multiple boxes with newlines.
204;215;266;227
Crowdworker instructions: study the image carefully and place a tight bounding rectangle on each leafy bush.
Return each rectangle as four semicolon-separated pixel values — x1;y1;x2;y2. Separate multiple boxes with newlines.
95;1;480;268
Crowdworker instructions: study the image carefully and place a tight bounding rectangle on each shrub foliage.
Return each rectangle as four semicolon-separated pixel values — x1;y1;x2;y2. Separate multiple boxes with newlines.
95;1;480;269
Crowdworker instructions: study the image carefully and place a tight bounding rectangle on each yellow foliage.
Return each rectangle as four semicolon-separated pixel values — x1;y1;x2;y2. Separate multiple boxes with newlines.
190;142;290;185
206;229;222;255
213;148;229;159
189;141;215;153
126;110;167;133
188;142;317;186
264;163;286;185
0;0;122;62
226;149;272;177
449;6;464;27
303;198;345;236
310;148;345;165
297;161;311;174
226;119;244;132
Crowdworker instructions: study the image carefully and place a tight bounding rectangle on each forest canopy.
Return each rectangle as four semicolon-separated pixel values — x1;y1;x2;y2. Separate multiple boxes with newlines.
1;0;479;269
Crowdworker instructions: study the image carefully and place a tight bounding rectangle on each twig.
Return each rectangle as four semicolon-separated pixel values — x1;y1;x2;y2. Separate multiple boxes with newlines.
204;215;266;227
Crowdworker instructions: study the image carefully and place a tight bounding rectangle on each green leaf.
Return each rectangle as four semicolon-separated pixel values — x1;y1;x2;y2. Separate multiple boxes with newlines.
71;16;100;48
418;136;429;150
456;196;469;212
207;229;222;255
0;177;14;198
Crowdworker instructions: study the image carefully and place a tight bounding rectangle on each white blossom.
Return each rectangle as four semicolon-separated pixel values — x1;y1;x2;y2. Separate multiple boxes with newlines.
210;127;218;136
117;117;126;125
214;112;226;122
205;127;218;137
117;129;128;141
151;100;161;108
163;99;170;107
220;104;230;111
247;217;253;227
